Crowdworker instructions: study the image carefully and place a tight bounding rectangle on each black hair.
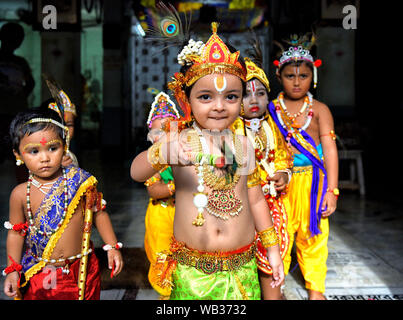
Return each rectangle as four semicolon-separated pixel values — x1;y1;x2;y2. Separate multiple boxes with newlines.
9;108;66;153
0;22;24;48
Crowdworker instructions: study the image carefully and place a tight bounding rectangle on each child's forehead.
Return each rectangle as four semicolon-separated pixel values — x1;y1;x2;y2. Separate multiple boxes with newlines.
246;79;266;89
282;62;312;73
21;127;61;143
193;73;242;87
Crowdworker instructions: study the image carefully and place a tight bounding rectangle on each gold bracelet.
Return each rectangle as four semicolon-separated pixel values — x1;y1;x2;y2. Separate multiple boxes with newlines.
147;142;165;171
247;167;261;188
144;175;160;187
258;226;279;248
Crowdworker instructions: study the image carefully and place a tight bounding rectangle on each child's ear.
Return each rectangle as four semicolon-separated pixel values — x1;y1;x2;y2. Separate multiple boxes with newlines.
275;69;281;82
13;149;20;158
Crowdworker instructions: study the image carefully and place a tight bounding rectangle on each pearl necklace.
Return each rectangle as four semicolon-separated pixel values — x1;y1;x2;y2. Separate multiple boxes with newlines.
30;177;56;195
27;168;68;237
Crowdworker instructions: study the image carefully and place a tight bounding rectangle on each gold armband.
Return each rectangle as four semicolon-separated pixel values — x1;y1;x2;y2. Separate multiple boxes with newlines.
258;226;279;248
147;142;166;171
320;130;337;141
247;167;261;188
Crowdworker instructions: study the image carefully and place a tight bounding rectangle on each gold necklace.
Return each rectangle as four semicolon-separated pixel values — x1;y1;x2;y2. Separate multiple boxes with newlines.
189;126;243;221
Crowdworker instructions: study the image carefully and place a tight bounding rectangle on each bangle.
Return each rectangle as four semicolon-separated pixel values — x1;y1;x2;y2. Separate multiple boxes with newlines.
276;169;292;185
103;242;123;251
2;256;22;276
326;187;340;199
147;142;166;171
167;180;175;196
144;175;161;187
257;226;279;248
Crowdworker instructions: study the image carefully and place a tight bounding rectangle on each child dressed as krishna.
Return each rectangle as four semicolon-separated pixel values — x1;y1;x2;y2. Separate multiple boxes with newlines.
3;103;123;300
269;33;339;299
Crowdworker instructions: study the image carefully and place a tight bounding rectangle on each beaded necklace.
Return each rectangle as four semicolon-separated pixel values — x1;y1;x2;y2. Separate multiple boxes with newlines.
27;168;68;237
190;124;243;224
245;117;277;197
275;92;314;146
30;177;55;195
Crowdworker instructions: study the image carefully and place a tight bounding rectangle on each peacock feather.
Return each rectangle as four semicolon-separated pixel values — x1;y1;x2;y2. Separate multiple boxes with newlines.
145;1;191;50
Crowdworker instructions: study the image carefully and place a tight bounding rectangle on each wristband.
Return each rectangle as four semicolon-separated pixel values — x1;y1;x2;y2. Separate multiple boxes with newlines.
4;221;28;236
2;256;22;276
326;187;340;199
102;242;123;251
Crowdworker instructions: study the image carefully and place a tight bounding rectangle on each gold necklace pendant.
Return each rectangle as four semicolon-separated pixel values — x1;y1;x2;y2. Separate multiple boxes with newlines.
206;189;243;220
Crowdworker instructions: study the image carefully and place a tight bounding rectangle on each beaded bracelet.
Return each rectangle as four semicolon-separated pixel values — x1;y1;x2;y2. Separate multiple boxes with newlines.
257;226;279;248
195;152;225;168
326;187;340;199
102;242;123;251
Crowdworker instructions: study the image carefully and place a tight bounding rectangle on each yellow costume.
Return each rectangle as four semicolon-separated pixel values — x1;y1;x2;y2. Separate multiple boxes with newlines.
234;57;293;275
282;165;328;293
144;180;175;297
269;94;329;293
144;91;179;297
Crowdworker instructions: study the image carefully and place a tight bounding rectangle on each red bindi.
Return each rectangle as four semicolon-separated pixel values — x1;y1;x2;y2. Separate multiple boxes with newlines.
40;137;47;146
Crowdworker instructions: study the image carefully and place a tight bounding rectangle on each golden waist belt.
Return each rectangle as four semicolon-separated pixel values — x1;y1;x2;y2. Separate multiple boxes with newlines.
292;165;313;174
172;242;256;274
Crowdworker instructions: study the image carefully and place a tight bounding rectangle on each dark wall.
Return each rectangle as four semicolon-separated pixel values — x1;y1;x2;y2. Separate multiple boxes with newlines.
356;2;402;200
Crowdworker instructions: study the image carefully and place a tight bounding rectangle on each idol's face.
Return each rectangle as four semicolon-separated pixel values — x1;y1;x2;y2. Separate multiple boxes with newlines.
189;73;243;131
243;79;268;119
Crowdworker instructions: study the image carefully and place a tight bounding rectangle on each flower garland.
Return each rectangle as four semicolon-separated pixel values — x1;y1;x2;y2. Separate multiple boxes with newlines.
177;39;205;66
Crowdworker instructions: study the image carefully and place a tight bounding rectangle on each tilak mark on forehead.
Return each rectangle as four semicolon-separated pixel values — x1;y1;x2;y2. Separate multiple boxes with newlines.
214;75;227;94
40;137;47;146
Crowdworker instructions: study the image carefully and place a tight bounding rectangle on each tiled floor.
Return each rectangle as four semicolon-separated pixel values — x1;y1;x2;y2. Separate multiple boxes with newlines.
1;151;403;300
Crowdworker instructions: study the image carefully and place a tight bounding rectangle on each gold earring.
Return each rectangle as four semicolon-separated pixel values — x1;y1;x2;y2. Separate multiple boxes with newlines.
240;102;245;116
16;157;24;166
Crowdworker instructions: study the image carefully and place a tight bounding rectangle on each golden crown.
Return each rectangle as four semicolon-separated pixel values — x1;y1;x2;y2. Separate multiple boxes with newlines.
168;22;246;121
244;57;270;93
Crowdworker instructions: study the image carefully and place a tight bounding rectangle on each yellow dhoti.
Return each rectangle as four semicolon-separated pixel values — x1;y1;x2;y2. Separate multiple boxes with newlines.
144;198;175;297
283;166;329;293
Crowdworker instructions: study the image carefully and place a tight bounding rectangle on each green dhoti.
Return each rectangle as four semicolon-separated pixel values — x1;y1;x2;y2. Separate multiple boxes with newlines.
165;239;261;300
170;258;261;300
